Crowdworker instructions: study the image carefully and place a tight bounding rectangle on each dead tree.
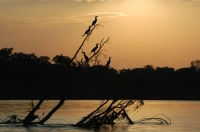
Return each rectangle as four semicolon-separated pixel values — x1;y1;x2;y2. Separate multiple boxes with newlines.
22;20;110;125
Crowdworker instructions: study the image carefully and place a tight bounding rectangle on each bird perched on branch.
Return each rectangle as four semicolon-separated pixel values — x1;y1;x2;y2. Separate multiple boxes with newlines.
89;43;98;55
82;26;92;37
82;52;89;62
105;57;111;67
91;16;98;26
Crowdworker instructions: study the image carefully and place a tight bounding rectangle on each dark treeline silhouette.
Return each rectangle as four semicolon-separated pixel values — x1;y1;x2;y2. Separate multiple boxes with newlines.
0;47;200;100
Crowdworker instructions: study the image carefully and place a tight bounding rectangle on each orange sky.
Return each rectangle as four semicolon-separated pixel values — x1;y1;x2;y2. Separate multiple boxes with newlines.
1;0;200;70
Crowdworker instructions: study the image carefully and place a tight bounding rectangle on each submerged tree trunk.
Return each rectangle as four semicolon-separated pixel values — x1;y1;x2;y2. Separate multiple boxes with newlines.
38;98;65;124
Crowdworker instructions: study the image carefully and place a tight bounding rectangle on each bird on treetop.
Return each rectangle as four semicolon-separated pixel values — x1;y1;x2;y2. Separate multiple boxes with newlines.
105;57;111;67
82;26;92;37
91;16;98;26
89;43;99;55
82;52;89;62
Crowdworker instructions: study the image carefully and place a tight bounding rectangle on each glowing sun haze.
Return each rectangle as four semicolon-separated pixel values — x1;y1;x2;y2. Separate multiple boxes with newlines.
1;0;200;70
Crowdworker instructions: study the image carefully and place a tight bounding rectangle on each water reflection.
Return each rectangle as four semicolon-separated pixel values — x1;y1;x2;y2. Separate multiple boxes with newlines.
0;100;200;132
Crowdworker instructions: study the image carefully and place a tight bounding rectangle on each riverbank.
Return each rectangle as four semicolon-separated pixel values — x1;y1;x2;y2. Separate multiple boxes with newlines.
0;91;199;100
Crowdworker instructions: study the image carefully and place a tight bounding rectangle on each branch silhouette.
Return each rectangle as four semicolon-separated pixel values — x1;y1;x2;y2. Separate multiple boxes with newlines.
23;20;110;125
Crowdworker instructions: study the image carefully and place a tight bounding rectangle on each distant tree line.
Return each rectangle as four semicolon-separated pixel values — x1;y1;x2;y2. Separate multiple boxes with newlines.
0;47;200;93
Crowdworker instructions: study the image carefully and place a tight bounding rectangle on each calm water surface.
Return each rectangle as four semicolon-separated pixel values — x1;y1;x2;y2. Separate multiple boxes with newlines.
0;100;200;132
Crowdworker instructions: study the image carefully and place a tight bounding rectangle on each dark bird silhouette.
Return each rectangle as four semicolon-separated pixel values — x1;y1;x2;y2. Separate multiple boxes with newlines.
105;57;111;67
82;52;89;62
91;16;98;26
89;43;98;55
82;26;92;37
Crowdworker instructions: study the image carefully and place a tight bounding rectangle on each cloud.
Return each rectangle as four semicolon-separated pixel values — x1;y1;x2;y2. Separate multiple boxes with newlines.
70;12;128;19
64;12;128;24
7;12;127;27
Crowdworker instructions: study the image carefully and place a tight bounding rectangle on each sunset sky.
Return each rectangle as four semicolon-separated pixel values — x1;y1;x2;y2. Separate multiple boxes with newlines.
1;0;200;70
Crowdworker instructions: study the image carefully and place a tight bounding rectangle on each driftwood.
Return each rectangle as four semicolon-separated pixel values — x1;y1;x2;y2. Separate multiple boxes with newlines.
75;100;171;129
75;100;144;128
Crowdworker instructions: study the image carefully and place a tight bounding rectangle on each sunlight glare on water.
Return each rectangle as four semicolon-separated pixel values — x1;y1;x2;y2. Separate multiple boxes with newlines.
0;100;200;132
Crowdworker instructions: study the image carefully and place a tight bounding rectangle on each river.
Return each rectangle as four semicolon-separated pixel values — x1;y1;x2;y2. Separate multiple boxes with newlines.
0;100;200;132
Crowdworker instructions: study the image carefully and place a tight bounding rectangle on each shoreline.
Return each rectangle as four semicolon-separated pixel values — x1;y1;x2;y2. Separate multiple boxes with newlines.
0;91;199;100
